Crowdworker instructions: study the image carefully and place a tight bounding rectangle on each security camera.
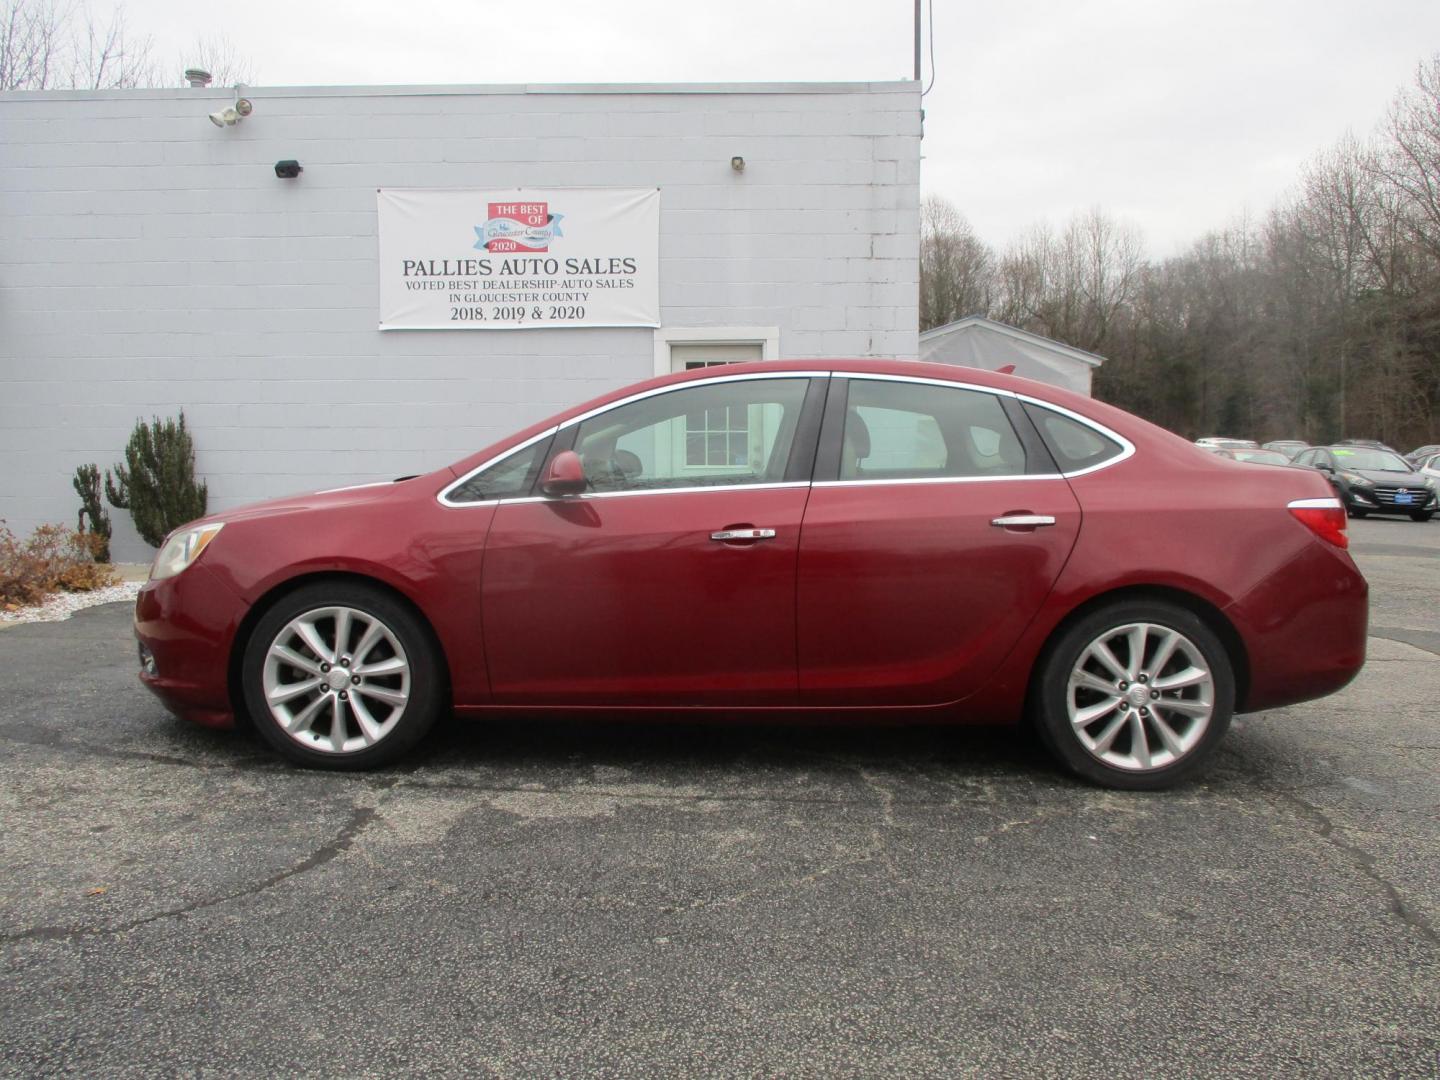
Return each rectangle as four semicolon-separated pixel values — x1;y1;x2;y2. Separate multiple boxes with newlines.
274;160;303;179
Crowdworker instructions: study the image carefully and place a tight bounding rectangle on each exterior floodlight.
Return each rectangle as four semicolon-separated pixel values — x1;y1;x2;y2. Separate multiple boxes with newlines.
207;90;252;128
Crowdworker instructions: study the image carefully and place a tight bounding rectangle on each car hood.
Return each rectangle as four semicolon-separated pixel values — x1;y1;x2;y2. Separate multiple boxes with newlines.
197;476;430;526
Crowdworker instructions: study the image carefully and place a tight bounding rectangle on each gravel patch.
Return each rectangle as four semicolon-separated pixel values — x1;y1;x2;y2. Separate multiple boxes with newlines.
0;581;142;626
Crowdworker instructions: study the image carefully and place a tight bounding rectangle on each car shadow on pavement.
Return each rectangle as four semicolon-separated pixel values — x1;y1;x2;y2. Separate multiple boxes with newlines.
399;711;1061;785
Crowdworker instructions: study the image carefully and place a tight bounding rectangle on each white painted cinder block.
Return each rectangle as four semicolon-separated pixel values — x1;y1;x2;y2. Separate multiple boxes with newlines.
0;81;921;560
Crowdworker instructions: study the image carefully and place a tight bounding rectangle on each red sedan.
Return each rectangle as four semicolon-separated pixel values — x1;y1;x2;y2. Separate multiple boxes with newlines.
134;361;1368;789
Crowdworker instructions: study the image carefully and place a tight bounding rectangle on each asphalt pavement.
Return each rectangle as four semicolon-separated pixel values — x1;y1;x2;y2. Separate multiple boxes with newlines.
1;518;1437;1078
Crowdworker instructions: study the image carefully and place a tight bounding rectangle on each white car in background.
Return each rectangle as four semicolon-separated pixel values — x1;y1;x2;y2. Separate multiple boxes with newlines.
1418;453;1440;507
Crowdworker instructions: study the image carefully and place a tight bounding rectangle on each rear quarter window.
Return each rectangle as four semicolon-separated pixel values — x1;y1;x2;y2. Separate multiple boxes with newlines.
1022;403;1125;474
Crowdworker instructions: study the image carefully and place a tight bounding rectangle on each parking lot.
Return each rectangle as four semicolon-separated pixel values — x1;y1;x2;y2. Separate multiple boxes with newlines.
1;518;1436;1078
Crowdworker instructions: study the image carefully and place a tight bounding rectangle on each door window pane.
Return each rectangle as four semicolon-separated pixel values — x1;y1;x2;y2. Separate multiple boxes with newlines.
574;378;811;493
840;380;1026;480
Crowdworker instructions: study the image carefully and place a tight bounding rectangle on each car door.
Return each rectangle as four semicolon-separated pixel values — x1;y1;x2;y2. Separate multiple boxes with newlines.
481;373;825;706
796;376;1083;707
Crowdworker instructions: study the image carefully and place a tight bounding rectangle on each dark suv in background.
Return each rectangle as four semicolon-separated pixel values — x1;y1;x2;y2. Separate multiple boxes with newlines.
1293;445;1437;521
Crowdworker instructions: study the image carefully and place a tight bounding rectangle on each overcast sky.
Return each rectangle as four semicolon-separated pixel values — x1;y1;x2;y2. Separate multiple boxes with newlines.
127;0;1440;258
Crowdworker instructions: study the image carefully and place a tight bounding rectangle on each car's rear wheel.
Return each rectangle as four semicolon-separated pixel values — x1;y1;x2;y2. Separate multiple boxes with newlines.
1031;601;1235;790
241;582;443;769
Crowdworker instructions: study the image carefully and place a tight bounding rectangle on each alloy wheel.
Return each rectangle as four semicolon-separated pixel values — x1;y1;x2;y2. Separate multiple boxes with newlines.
261;605;411;754
1065;621;1215;772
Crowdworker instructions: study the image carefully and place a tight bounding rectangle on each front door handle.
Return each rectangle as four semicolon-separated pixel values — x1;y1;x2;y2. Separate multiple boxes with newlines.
710;528;777;541
990;514;1057;529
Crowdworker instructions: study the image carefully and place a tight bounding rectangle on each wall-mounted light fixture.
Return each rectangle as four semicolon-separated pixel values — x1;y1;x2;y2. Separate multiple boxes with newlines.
208;89;253;128
274;160;303;179
730;156;745;173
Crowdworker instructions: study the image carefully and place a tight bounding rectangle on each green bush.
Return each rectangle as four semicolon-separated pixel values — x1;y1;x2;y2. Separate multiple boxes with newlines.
105;412;208;548
72;463;112;563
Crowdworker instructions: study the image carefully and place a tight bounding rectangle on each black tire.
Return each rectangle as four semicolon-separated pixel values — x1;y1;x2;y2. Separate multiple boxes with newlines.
1347;507;1368;519
1029;600;1235;791
241;581;444;769
1409;511;1434;522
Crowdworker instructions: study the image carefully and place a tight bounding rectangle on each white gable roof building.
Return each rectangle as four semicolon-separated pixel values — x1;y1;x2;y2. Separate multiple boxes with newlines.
919;316;1104;396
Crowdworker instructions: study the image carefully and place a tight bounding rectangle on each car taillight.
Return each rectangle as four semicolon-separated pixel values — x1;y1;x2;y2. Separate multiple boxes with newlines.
1287;497;1348;549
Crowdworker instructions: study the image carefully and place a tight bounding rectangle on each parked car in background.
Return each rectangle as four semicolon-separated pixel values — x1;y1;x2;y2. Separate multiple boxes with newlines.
1404;444;1440;467
1337;438;1400;454
133;360;1369;790
1219;449;1294;466
1196;436;1259;450
1262;440;1309;459
1416;453;1440;502
1293;445;1438;521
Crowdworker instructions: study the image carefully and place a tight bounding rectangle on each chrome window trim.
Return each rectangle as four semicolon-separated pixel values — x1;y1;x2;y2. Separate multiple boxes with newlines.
838;371;1023;398
579;481;810;500
558;370;830;430
437;370;1138;507
813;474;1064;489
443;481;812;510
1012;393;1136;478
437;426;559;508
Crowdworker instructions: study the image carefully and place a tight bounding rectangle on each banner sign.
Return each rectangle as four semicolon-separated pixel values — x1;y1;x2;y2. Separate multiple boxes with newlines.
377;188;660;330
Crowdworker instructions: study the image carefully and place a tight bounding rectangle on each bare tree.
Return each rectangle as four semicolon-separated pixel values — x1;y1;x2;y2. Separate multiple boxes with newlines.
1376;56;1440;260
919;196;994;330
993;208;1142;354
1;0;64;89
70;2;156;88
181;32;254;88
1;1;257;89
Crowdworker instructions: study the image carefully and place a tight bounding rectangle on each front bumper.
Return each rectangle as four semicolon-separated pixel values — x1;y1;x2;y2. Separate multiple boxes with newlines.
133;563;247;729
1341;485;1437;515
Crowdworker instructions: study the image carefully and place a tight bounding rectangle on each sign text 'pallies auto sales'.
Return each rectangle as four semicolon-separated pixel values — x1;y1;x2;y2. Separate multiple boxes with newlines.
377;189;659;330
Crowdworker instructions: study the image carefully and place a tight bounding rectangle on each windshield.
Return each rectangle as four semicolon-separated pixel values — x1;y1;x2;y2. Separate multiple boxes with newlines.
1332;447;1410;472
1234;450;1290;464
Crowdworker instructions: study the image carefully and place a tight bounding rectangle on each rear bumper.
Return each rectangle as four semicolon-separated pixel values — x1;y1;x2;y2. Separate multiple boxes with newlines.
1226;539;1369;712
133;563;246;729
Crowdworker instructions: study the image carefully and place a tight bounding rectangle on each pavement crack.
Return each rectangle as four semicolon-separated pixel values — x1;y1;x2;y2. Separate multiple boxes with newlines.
1249;777;1428;944
1;803;381;947
0;726;273;772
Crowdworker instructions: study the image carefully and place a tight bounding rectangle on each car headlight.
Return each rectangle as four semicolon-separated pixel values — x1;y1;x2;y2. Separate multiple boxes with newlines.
1339;471;1368;486
151;523;224;581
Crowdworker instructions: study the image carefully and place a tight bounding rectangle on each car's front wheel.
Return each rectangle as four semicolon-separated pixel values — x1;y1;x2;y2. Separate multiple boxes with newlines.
241;581;444;769
1031;601;1235;790
1409;510;1434;522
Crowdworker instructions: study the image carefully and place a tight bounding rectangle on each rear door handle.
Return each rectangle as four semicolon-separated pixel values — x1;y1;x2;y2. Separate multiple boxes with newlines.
990;514;1057;529
710;528;777;541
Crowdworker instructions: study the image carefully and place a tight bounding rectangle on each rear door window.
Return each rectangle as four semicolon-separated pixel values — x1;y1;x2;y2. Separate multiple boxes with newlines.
838;380;1028;481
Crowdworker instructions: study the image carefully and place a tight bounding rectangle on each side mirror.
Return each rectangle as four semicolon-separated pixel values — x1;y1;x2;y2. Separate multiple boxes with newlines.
541;450;586;497
1316;461;1334;473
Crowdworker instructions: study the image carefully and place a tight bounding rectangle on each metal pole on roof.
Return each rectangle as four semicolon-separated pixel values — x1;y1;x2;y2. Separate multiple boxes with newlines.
914;0;922;81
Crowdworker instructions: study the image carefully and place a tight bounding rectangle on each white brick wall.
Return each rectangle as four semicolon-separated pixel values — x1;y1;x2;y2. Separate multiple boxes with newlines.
0;81;920;560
